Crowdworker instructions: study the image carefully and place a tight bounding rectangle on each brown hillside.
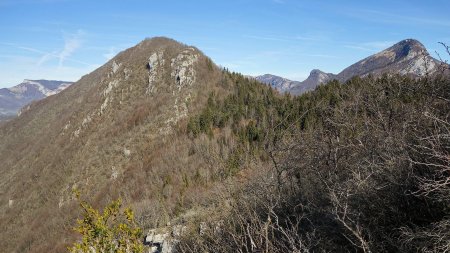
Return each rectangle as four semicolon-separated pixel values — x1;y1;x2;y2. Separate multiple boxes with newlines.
0;37;248;252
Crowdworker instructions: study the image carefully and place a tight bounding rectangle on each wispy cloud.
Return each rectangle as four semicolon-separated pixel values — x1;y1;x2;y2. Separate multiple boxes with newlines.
362;41;396;49
243;35;291;42
344;40;396;52
57;29;85;66
346;8;450;28
300;53;339;59
244;33;328;43
0;56;97;85
37;50;58;66
12;29;87;67
0;46;97;86
295;35;320;41
0;43;43;54
15;45;46;54
344;45;377;52
1;43;52;65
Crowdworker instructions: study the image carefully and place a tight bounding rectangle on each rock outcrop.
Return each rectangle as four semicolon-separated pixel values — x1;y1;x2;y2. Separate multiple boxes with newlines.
257;39;444;95
0;37;229;252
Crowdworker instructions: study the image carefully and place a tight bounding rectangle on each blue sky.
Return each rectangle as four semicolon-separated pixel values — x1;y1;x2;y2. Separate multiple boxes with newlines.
1;0;450;87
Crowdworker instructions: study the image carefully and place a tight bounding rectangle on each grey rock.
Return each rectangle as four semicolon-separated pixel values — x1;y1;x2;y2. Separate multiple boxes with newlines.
335;39;439;82
256;39;444;95
254;74;300;93
145;229;171;253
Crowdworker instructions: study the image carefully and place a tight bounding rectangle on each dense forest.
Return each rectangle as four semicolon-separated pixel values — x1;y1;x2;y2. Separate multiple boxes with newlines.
175;71;449;252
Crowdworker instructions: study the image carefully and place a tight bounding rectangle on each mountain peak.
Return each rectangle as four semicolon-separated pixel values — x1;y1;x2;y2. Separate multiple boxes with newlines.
0;37;240;250
263;39;442;96
397;38;425;48
309;69;329;77
336;38;439;82
310;69;323;74
255;74;299;92
135;37;191;52
385;38;428;59
305;69;334;85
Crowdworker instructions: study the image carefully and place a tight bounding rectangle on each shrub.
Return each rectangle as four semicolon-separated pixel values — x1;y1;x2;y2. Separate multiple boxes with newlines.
69;191;144;253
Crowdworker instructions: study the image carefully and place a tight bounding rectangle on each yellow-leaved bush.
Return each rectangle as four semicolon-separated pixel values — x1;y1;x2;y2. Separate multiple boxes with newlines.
69;190;144;253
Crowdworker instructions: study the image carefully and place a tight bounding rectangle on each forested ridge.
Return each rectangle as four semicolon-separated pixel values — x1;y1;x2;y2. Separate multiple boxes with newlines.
178;71;450;252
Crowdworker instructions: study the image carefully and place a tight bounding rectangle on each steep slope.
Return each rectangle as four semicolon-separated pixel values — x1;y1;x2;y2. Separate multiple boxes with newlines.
335;39;440;82
255;70;335;95
0;37;235;252
259;39;443;95
289;69;335;95
0;79;73;120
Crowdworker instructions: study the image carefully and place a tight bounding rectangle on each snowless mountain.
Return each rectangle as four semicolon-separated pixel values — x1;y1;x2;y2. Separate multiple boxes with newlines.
335;39;440;82
289;69;336;95
0;79;73;120
254;74;301;92
257;39;443;95
255;70;335;94
0;37;234;252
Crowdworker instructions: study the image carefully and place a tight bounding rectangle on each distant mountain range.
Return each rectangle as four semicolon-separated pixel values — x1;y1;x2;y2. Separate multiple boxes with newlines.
1;39;439;121
256;39;443;95
0;79;73;120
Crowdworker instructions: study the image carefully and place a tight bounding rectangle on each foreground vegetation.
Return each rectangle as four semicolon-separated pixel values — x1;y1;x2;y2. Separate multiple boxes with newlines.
72;72;449;252
69;191;143;253
177;72;449;252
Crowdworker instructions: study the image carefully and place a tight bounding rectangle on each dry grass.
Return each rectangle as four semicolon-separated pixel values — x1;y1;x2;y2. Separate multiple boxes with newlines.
0;37;236;252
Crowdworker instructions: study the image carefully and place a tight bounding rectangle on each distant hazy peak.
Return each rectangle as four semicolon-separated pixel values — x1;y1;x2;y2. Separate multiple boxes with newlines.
254;74;300;92
8;79;73;96
0;79;73;119
307;69;334;82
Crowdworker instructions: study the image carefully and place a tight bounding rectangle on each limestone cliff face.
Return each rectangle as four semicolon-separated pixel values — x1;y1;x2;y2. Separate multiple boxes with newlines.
289;69;336;95
0;37;229;252
336;39;440;82
254;74;299;92
66;39;203;140
257;39;443;95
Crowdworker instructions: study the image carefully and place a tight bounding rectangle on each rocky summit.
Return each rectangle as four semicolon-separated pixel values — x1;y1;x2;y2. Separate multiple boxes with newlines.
257;39;443;95
254;74;300;93
335;39;440;82
0;37;232;252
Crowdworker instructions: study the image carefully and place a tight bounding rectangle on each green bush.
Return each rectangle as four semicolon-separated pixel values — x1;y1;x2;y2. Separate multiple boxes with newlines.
69;191;144;253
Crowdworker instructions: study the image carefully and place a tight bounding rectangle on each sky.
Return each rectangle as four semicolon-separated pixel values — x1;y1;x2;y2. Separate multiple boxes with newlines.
1;0;450;88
